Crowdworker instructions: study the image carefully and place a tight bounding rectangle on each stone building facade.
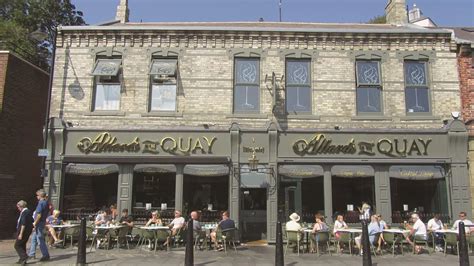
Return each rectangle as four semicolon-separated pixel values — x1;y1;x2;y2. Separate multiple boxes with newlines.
43;0;470;242
0;51;49;238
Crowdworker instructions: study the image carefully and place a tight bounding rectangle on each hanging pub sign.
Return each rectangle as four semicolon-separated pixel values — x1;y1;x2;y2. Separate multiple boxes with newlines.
292;134;432;158
76;132;217;155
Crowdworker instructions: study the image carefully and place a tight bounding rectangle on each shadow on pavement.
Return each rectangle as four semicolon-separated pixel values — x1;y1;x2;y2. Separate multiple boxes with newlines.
196;260;218;265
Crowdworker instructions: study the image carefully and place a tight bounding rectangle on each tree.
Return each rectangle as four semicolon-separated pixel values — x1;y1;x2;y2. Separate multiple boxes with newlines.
0;0;86;70
367;15;386;24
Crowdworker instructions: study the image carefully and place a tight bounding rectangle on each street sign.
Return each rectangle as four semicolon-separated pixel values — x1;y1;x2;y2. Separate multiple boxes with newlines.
38;149;49;157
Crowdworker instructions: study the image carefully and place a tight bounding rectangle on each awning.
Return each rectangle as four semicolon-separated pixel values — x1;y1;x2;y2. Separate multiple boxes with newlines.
331;165;374;178
134;164;176;174
149;59;177;76
184;165;229;177
240;165;269;188
279;165;323;178
92;59;121;76
390;165;445;180
65;163;119;176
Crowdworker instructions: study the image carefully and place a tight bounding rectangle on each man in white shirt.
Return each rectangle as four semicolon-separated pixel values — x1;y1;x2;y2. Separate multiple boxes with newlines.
427;214;444;252
406;213;427;254
164;210;185;246
286;212;302;231
452;212;473;232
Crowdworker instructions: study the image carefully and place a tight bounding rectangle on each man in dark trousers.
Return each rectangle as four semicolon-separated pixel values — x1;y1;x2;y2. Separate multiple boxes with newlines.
15;200;33;265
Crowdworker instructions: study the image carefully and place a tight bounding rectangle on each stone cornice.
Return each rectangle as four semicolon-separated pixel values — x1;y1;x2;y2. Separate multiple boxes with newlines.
57;29;453;51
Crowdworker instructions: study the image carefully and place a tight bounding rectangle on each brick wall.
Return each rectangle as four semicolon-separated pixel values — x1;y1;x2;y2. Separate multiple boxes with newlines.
459;47;474;122
0;52;49;239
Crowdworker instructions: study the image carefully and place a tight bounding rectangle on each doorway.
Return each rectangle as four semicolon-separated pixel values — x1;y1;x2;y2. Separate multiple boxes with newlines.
240;188;267;242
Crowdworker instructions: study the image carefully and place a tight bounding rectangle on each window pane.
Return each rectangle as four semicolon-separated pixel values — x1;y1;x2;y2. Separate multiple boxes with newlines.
356;87;381;113
234;85;259;112
405;62;427;86
286;87;311;113
150;59;177;76
235;58;259;85
94;84;120;110
151;84;177;111
405;87;429;113
287;60;310;85
356;61;380;85
92;59;121;76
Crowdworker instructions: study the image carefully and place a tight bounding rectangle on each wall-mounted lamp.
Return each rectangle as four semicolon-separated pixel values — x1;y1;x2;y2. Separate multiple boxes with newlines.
451;111;460;120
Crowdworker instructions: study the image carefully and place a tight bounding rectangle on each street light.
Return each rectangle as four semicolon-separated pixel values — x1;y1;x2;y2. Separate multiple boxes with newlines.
30;25;58;179
359;212;372;266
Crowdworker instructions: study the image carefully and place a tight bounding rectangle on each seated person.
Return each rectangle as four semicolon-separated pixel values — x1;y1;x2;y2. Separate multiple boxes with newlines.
452;211;473;233
119;208;134;232
211;211;235;251
110;204;118;223
94;209;109;226
190;211;202;232
377;214;389;229
355;215;382;255
333;214;349;239
427;214;444;252
45;210;63;245
405;213;427;254
286;212;302;231
164;210;186;246
311;214;328;252
145;211;162;226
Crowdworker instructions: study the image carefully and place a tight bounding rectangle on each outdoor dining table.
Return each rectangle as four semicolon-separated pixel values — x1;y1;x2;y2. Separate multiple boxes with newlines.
201;224;218;250
383;228;411;239
51;224;79;229
139;226;170;230
435;229;459;234
302;228;313;253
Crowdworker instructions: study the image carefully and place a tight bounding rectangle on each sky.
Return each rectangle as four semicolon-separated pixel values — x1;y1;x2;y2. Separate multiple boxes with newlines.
72;0;473;27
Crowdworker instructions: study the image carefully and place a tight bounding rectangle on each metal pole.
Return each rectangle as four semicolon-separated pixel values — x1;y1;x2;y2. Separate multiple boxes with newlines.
41;26;57;184
458;222;470;266
76;217;87;265
185;219;194;266
279;0;282;22
361;219;372;266
275;221;284;266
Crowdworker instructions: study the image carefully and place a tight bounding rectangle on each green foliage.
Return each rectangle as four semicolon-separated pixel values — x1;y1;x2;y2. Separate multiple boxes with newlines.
0;0;85;69
367;15;387;24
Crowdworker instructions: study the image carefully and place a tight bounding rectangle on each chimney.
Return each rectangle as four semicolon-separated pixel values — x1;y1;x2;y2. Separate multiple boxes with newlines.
385;0;408;25
115;0;129;23
408;4;422;22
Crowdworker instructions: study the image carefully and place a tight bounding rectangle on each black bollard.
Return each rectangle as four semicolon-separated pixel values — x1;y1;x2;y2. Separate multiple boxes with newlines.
76;217;87;266
275;221;284;266
458;222;470;266
185;219;194;266
361;219;372;266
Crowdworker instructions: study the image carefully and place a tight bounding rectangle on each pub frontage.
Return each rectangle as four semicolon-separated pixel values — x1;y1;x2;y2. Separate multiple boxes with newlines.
45;118;469;243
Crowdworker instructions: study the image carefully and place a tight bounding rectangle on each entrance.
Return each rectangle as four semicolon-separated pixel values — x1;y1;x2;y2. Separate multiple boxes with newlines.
240;188;267;242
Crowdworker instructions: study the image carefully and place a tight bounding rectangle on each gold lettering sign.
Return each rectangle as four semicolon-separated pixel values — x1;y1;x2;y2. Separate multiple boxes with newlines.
293;134;432;158
77;132;216;155
400;170;434;178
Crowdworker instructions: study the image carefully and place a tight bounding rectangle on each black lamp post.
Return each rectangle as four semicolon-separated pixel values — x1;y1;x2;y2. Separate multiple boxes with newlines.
359;212;372;266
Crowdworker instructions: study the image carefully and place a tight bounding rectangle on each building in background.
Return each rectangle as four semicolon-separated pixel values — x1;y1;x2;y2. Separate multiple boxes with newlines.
451;27;474;217
408;4;437;27
43;0;469;243
0;51;48;238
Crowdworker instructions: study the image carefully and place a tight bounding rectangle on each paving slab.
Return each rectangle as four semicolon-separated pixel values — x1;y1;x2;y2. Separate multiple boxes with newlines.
0;239;462;265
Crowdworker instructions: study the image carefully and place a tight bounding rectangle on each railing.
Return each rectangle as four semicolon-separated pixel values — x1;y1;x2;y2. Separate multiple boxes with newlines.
391;211;451;224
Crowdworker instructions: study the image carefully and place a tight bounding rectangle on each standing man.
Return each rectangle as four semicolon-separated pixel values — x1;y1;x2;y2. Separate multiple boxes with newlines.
14;200;33;265
28;189;50;261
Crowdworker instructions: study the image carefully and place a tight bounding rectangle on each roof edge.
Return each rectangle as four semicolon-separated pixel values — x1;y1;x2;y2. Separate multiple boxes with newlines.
58;24;452;35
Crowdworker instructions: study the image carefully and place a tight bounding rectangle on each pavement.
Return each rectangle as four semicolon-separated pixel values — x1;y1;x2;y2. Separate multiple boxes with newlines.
0;239;462;265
